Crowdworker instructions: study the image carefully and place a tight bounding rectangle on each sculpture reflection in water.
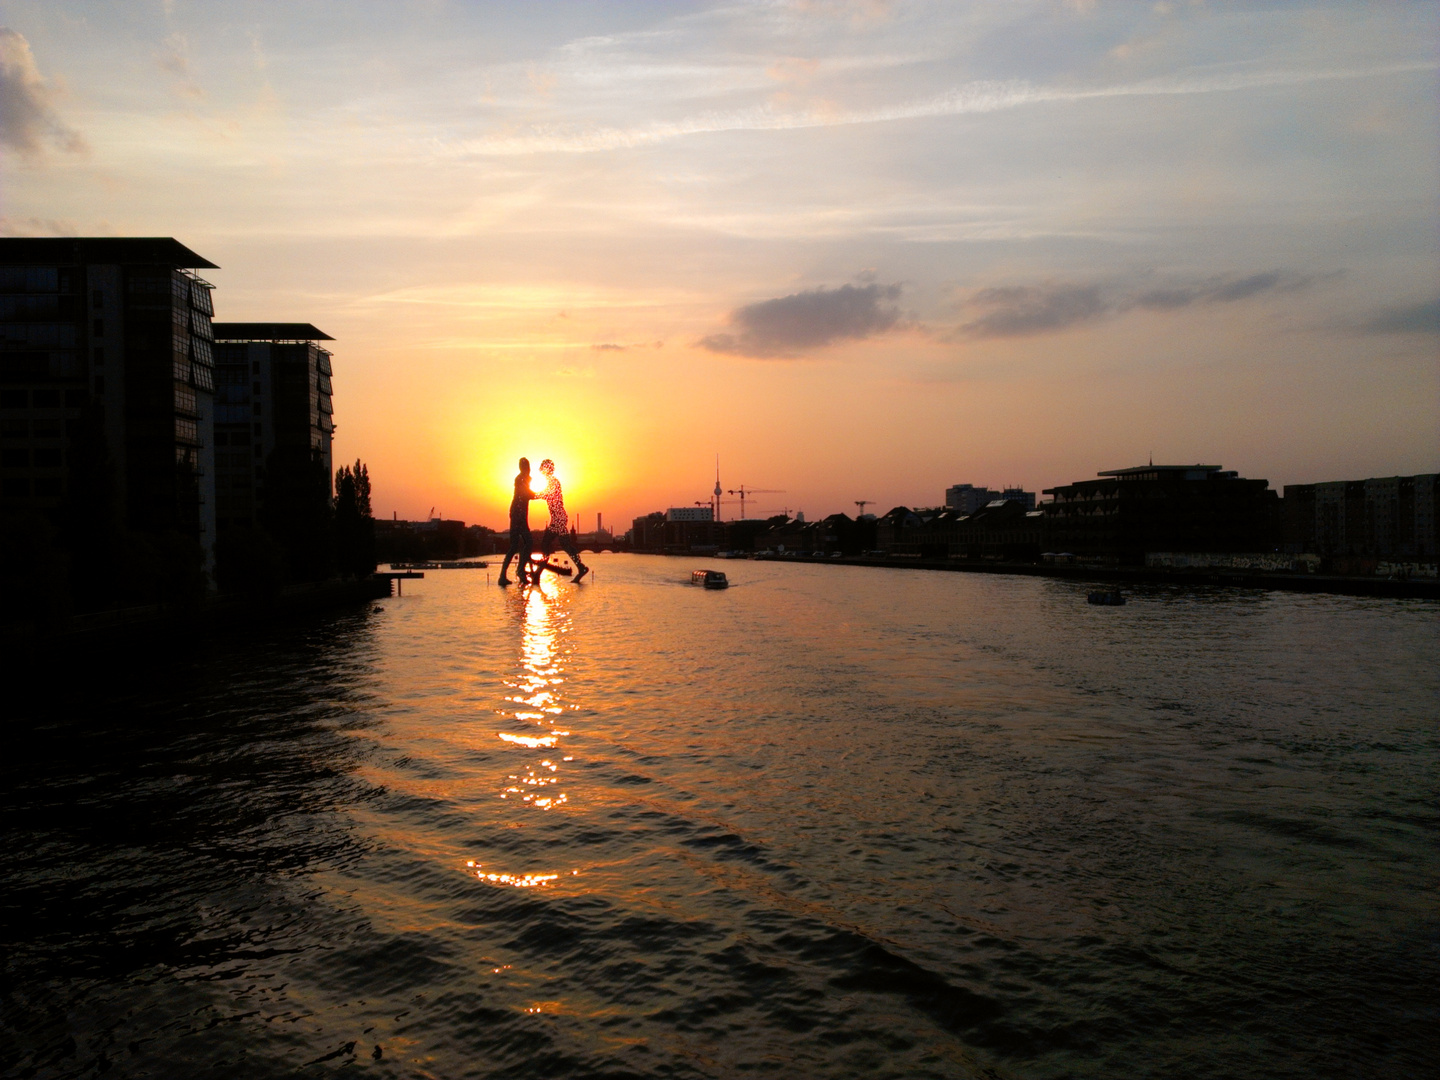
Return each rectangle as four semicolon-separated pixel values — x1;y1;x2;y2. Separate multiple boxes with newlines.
470;574;577;888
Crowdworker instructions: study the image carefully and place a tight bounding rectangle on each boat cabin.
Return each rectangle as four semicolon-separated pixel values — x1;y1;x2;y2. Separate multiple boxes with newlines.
690;569;729;589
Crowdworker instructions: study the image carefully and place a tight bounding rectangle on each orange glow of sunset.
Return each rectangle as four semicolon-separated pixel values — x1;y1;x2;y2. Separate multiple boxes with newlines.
4;3;1435;529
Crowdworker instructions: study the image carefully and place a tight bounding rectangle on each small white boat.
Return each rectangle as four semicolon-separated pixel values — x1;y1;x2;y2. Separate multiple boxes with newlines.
690;569;729;589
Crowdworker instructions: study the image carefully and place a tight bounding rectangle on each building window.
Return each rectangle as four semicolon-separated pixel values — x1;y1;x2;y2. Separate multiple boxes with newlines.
92;318;104;336
64;389;87;407
0;390;25;409
0;267;58;292
2;477;30;497
32;389;60;408
2;449;29;468
92;289;104;308
34;448;62;468
94;376;105;395
176;416;198;443
93;346;104;366
1;421;25;439
253;402;262;415
174;383;197;415
253;423;262;435
0;347;49;382
32;419;60;438
35;477;62;497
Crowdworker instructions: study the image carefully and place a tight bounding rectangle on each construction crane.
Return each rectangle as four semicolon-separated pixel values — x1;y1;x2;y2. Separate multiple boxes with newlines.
726;485;785;520
854;500;873;516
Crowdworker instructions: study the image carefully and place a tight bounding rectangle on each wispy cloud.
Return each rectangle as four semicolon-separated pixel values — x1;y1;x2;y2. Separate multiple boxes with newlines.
0;27;85;157
957;271;1315;338
155;32;204;100
1133;271;1314;311
701;281;903;358
446;61;1435;156
591;341;664;351
1354;298;1440;335
960;284;1108;338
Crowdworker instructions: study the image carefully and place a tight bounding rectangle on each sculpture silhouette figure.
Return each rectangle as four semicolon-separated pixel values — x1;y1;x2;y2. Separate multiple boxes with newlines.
536;458;589;583
497;457;540;586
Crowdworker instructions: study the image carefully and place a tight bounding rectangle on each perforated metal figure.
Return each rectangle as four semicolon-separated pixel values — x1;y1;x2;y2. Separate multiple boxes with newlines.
536;458;589;583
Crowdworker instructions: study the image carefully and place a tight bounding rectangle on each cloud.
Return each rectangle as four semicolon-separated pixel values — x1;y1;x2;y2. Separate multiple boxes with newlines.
590;341;664;352
1355;298;1440;335
0;28;85;157
0;215;80;237
958;271;1315;338
700;282;902;358
1134;271;1311;310
960;283;1108;338
155;32;204;99
447;62;1435;156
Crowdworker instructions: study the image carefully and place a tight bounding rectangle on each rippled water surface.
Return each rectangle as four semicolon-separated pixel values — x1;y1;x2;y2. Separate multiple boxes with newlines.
4;556;1438;1078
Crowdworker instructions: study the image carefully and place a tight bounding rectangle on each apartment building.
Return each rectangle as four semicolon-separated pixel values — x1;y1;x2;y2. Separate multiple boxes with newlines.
210;323;335;534
0;237;219;566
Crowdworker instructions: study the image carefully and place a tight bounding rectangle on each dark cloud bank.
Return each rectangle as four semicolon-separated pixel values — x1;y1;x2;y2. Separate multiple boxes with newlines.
959;270;1314;338
700;282;902;358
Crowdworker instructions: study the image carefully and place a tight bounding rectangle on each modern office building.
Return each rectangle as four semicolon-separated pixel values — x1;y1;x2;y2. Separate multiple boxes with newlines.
1042;464;1278;563
210;323;335;535
665;506;713;522
0;237;219;567
998;487;1037;511
631;509;722;552
944;483;995;514
946;484;1036;513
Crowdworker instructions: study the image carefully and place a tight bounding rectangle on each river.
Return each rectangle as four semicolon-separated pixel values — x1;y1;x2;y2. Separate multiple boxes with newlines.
3;555;1436;1078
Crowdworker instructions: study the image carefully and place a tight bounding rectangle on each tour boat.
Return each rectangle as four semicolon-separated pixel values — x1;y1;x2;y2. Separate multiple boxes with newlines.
691;569;729;589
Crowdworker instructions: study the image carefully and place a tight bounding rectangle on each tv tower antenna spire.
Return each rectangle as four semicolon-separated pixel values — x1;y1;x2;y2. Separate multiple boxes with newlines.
714;454;722;521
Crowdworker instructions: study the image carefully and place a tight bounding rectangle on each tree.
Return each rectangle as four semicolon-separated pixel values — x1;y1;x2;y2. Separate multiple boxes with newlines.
334;458;377;578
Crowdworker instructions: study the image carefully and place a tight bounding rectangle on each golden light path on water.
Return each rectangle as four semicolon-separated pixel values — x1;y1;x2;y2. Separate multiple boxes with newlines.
481;573;575;886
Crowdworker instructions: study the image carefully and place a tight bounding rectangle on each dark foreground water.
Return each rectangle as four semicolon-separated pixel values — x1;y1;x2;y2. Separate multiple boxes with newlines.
3;556;1437;1079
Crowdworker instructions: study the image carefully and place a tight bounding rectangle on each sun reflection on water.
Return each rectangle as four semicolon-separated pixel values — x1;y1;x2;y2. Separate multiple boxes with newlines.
476;573;581;886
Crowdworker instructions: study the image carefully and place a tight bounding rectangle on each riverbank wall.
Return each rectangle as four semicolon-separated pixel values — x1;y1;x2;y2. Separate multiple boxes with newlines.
3;575;391;659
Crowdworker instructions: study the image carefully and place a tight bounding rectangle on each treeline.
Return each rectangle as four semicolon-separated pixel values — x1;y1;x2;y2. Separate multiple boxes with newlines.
215;457;376;598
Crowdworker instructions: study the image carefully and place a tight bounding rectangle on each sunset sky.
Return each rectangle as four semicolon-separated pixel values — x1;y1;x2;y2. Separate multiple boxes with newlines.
3;1;1436;528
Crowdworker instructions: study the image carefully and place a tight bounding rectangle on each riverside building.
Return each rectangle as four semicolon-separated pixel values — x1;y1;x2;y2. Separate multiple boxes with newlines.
1282;474;1438;561
945;483;1036;513
210;323;335;535
0;237;219;569
1042;464;1278;564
